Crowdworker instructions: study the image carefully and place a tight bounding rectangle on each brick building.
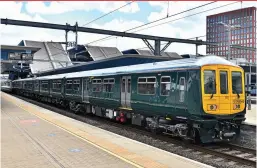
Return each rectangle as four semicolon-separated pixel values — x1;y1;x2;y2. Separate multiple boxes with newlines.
206;7;256;62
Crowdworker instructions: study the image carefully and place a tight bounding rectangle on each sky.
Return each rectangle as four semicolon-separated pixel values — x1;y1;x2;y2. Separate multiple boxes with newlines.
0;1;256;55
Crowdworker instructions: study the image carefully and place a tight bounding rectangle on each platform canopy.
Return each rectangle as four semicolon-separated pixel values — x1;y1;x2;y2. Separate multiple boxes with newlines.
1;44;41;74
85;45;123;61
122;49;182;59
19;40;73;74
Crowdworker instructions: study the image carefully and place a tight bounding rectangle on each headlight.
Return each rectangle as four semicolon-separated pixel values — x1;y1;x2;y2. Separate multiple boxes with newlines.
208;104;217;110
233;104;240;110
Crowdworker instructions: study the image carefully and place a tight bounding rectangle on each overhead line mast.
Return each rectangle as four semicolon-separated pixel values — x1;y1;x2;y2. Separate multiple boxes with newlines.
1;18;217;56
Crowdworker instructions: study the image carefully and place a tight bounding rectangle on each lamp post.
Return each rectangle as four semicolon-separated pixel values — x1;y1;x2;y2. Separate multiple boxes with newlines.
248;61;252;110
217;22;241;60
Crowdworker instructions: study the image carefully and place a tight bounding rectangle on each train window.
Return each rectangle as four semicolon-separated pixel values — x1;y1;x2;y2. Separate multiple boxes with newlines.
73;80;80;91
122;79;125;92
34;81;39;91
103;78;115;93
92;79;102;83
52;81;56;89
204;70;216;94
171;76;176;92
109;79;115;83
53;80;61;90
127;78;131;93
232;72;242;94
220;71;228;94
84;78;89;91
66;80;73;90
138;78;146;83
147;78;156;83
92;79;102;92
41;81;49;91
138;77;156;95
160;76;171;96
57;81;62;89
179;77;186;102
27;82;33;90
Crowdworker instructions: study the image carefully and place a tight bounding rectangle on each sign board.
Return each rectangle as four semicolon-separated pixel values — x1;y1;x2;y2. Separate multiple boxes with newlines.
21;53;33;60
25;50;31;54
9;52;33;61
9;52;20;60
67;42;76;47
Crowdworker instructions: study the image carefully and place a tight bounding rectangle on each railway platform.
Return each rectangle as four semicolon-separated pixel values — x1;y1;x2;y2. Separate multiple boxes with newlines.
244;97;256;126
1;92;213;168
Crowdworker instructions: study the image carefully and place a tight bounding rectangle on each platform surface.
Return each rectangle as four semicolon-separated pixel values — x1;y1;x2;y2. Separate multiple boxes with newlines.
1;92;213;168
1;94;135;168
244;97;256;126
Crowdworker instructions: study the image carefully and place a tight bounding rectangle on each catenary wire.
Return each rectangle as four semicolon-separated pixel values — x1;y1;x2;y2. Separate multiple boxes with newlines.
86;1;238;45
81;1;134;27
86;1;217;45
137;22;257;51
125;2;216;33
131;2;242;33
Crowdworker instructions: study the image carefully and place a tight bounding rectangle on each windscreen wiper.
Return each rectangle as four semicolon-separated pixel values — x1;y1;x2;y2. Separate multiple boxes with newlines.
232;85;240;99
210;91;214;99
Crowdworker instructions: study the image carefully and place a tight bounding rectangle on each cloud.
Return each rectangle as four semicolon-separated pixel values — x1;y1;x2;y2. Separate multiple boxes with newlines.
0;2;63;45
25;1;140;15
1;1;256;57
0;2;212;55
147;1;257;24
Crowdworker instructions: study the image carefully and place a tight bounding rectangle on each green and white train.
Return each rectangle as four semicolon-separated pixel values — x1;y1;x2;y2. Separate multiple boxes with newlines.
12;56;246;143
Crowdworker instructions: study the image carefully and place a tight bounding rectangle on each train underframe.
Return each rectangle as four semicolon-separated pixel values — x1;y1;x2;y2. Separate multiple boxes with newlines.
13;90;244;144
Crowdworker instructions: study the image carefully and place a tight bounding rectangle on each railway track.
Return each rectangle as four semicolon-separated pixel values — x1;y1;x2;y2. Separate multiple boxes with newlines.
9;93;257;167
203;144;256;166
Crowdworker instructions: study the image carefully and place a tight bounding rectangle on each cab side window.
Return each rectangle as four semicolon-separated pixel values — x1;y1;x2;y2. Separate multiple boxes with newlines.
220;71;228;94
232;72;242;94
204;70;216;94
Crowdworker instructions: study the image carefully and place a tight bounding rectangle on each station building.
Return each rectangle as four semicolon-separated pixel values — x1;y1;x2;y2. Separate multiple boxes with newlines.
1;44;40;79
206;7;256;63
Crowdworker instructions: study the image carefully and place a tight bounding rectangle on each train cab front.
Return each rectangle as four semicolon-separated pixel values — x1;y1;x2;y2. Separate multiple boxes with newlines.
199;64;246;143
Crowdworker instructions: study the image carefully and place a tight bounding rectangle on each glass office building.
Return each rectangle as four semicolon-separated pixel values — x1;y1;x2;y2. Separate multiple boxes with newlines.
206;7;256;62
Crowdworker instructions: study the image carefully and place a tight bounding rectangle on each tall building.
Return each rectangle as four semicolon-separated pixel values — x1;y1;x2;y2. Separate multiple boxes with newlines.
206;7;256;62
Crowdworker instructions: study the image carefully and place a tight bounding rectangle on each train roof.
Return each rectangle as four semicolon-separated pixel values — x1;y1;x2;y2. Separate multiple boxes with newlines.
15;55;240;81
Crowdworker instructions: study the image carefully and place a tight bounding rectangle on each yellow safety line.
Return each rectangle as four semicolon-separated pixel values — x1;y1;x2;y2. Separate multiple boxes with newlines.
119;107;133;110
2;93;145;168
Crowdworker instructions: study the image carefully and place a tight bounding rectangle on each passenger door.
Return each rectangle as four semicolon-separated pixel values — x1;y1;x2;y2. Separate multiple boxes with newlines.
121;76;131;109
83;78;89;103
201;66;220;114
218;67;231;113
175;72;187;113
230;70;245;114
